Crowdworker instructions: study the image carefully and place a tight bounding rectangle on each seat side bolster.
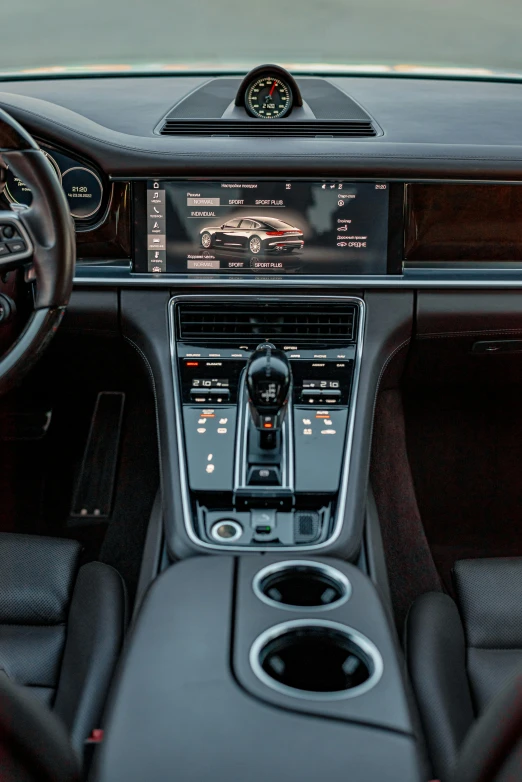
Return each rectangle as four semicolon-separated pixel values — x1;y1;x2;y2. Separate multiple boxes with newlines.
451;669;522;782
53;562;127;754
405;591;475;782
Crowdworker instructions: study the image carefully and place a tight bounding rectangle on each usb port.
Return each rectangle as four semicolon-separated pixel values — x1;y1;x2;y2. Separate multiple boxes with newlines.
255;525;272;535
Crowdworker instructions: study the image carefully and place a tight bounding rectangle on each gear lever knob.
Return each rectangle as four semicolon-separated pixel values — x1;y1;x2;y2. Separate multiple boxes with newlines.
246;343;291;443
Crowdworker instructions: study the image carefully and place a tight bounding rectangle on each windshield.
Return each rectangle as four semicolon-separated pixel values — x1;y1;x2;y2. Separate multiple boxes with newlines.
1;0;521;77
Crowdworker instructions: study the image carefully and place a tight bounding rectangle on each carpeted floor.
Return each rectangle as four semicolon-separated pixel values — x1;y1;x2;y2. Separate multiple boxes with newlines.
0;334;159;606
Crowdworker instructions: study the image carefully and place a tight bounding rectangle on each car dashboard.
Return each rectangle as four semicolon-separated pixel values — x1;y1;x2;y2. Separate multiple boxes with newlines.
2;66;522;782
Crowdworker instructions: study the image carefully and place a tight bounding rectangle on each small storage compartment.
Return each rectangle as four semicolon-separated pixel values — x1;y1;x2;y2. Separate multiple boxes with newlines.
253;561;351;610
250;619;382;699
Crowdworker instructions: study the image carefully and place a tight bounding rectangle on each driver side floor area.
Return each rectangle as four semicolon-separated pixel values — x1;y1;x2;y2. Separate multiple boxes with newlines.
0;333;159;606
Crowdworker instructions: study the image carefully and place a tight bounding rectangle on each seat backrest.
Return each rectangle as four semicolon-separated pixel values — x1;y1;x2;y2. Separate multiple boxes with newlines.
0;533;81;708
454;558;522;715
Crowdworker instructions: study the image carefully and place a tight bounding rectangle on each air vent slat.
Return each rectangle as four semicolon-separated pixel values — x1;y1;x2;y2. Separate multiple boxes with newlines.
178;304;356;344
160;120;376;138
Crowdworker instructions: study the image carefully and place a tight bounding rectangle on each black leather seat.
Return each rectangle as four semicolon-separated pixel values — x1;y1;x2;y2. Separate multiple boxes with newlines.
0;532;126;753
406;557;522;781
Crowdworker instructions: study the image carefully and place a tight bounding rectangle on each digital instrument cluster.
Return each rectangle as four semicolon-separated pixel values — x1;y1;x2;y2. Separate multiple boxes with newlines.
2;145;105;226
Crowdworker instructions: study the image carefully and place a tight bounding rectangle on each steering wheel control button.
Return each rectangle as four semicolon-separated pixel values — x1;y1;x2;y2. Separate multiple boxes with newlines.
0;295;14;324
210;520;243;543
1;225;16;239
0;244;9;257
61;167;103;219
6;240;26;254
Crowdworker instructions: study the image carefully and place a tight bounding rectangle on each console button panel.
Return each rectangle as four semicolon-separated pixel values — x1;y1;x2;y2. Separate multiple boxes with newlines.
294;407;349;493
182;406;237;491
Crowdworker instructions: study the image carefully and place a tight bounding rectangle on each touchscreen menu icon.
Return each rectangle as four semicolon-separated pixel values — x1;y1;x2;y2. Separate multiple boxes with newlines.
147;183;166;272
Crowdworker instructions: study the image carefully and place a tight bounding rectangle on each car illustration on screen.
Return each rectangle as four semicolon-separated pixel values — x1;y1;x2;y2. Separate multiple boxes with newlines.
199;216;304;254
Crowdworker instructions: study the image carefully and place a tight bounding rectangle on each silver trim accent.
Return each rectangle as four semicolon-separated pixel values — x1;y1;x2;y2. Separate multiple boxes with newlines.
210;519;243;542
252;560;351;612
249;619;383;701
168;294;365;553
75;272;522;289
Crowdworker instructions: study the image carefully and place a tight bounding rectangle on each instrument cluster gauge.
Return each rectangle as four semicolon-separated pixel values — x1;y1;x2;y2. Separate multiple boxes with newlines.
245;76;293;119
2;147;104;223
4;150;61;207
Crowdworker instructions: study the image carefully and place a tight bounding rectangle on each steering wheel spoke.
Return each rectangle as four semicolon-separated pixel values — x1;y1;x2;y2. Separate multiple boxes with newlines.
0;108;75;393
0;210;33;271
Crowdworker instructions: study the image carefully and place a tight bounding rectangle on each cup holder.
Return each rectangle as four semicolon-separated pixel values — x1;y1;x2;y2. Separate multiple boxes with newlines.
253;561;351;611
250;619;383;700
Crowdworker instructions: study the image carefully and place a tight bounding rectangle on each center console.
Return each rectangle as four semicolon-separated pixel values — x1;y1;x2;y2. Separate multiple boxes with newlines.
94;554;424;782
170;294;364;551
95;177;423;780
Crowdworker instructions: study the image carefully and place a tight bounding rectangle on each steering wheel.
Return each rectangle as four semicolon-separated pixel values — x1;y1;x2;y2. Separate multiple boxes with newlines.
0;108;75;394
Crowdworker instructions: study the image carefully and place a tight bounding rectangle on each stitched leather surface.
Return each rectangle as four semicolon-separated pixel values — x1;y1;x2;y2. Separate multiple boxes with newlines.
0;532;81;624
0;533;125;748
54;561;127;751
455;558;522;715
408;557;522;781
406;591;475;781
0;625;66;689
467;648;522;714
454;558;522;648
451;671;522;782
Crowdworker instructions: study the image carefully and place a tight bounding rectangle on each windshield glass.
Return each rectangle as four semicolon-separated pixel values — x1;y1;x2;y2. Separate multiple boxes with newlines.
1;1;520;77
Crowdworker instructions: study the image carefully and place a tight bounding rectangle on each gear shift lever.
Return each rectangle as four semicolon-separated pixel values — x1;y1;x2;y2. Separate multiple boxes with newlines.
246;343;291;448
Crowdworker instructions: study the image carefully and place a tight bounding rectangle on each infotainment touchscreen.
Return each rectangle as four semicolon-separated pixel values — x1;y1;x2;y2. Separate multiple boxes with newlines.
133;180;389;275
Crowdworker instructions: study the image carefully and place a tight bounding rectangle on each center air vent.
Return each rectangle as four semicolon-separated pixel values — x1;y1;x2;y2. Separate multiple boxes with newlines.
160;120;376;138
177;303;356;344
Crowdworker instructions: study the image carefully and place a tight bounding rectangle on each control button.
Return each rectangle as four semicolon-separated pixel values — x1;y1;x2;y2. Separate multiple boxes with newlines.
247;465;281;485
217;427;227;434
1;226;15;239
206;464;215;474
191;392;209;403
219;418;228;425
197;428;206;434
210;520;243;543
251;509;276;527
321;429;337;435
210;388;230;400
251;509;276;534
303;428;313;435
0;244;9;257
6;240;27;254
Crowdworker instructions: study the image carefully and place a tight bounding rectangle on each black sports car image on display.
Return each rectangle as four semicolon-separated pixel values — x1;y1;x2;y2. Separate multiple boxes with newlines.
199;217;304;254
